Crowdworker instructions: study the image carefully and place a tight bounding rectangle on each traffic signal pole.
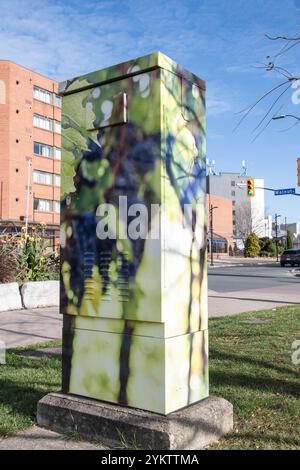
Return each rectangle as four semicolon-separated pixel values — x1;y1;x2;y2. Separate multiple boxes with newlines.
210;204;218;267
285;217;288;250
275;214;281;262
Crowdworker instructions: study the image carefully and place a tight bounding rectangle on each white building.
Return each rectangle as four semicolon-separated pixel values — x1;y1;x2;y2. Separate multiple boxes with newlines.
250;178;265;238
207;172;266;247
279;222;300;247
263;215;273;239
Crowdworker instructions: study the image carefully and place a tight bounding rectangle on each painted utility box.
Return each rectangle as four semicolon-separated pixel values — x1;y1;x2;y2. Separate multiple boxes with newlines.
60;52;207;415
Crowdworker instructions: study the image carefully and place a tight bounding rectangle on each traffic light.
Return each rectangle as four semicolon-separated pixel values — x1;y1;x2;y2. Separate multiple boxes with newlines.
246;178;255;197
298;158;300;187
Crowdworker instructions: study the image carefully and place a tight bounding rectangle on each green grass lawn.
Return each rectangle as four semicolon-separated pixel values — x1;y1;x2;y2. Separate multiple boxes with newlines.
0;306;299;449
0;340;61;437
209;305;300;450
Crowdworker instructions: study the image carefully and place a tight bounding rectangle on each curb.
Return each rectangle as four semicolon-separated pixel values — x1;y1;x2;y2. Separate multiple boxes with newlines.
21;281;59;309
0;283;23;312
209;262;280;269
0;280;59;312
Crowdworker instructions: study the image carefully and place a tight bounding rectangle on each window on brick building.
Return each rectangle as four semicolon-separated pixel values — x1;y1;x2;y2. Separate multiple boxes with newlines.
33;86;52;104
54;174;61;186
54;201;60;213
34;142;53;158
33;114;53;131
33;170;53;185
208;237;228;254
33;198;53;212
54;147;61;159
54;120;61;134
54;94;62;107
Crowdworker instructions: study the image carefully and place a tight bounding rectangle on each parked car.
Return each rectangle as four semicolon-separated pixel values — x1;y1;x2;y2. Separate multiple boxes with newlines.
280;249;300;267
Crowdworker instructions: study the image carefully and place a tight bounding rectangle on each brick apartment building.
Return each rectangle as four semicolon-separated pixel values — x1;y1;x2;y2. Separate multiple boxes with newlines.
206;194;233;257
0;60;61;246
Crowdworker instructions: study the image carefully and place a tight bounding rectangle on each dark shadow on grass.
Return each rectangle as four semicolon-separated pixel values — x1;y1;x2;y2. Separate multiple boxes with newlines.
213;368;300;396
210;367;300;397
0;377;59;426
210;347;299;379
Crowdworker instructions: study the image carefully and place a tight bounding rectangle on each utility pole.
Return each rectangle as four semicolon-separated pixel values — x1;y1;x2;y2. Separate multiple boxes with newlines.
210;204;218;267
285;217;287;249
275;214;281;262
25;157;32;237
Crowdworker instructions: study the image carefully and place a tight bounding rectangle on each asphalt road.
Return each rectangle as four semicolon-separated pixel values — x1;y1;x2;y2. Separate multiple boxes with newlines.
208;263;300;317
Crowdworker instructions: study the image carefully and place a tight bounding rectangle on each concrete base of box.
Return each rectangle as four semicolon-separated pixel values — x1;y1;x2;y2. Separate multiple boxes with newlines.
37;393;233;450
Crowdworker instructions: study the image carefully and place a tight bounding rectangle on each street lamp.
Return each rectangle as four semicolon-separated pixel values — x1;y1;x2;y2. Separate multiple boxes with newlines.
274;214;281;262
272;114;300;121
209;205;218;267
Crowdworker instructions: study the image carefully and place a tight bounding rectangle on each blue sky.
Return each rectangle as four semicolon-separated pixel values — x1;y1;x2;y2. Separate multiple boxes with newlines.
1;0;300;221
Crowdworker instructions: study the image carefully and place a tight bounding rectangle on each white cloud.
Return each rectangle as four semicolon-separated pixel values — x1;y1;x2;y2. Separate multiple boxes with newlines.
206;96;231;116
0;0;139;80
0;0;298;121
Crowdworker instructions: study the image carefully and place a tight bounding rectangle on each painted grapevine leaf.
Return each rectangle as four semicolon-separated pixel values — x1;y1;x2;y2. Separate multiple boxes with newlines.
61;150;76;197
60;53;208;414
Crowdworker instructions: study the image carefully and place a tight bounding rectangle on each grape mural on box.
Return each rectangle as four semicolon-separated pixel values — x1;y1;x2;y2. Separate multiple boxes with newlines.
60;52;208;414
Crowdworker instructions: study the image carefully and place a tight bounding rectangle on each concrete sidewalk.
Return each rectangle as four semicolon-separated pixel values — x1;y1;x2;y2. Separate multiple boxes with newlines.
0;426;103;450
209;257;278;268
1;277;299;349
0;307;61;348
208;284;299;317
1;293;297;350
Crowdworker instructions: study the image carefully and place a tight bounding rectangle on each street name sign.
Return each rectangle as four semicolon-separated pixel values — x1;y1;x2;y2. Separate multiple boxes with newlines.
274;188;296;196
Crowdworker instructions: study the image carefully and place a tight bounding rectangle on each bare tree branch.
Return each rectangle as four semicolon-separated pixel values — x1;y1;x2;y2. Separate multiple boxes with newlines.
252;82;293;135
265;34;300;41
251;107;282;143
233;80;291;131
234;32;300;138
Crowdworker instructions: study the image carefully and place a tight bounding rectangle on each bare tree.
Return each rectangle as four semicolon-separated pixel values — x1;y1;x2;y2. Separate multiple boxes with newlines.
235;33;300;139
235;202;265;245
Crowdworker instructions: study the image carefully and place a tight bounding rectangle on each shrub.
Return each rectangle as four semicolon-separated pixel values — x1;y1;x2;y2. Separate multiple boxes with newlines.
277;242;285;255
0;240;20;283
0;224;59;283
18;224;59;281
244;232;261;258
260;250;271;258
259;237;276;257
